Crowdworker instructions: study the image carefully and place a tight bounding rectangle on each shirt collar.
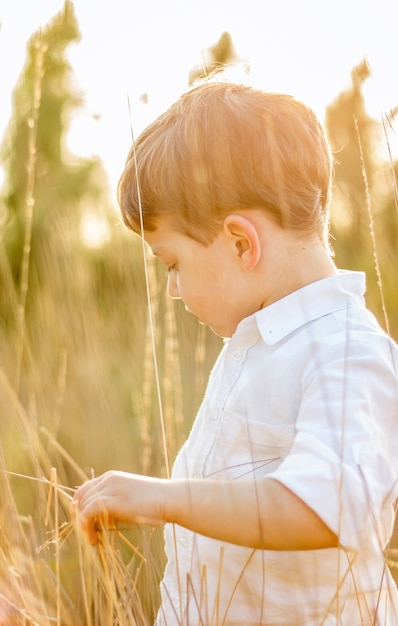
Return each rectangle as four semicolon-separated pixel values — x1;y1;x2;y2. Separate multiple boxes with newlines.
250;270;366;346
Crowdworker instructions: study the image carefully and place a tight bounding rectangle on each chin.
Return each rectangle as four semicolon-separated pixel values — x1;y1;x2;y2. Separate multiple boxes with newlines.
208;323;234;339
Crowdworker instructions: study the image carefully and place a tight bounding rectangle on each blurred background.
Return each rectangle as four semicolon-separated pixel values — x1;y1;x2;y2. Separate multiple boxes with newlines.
0;1;397;623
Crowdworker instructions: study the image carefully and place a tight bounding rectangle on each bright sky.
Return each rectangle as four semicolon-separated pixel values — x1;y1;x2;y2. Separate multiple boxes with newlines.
0;0;397;190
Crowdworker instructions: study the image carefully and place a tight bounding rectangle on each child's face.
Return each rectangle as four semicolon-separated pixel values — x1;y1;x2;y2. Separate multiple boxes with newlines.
145;218;257;338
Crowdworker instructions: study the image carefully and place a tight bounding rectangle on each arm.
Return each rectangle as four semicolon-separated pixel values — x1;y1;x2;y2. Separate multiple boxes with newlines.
71;471;337;549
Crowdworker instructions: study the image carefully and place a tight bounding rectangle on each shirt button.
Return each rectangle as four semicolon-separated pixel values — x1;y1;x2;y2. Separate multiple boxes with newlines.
209;411;219;421
233;350;242;361
179;536;188;549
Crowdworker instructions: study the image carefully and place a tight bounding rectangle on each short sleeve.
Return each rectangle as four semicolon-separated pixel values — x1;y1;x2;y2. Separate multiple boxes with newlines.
267;336;398;551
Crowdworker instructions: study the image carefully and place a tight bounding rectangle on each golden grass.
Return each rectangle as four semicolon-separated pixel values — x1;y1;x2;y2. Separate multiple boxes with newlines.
1;196;398;624
0;27;397;624
0;189;220;624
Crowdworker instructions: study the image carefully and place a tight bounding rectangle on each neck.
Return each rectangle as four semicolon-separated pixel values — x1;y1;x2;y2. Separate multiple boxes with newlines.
260;235;337;309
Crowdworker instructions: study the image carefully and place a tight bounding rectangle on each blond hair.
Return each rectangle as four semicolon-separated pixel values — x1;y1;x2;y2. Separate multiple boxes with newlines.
118;76;332;246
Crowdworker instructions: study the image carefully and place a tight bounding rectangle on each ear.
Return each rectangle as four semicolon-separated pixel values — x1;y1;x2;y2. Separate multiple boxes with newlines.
223;214;261;270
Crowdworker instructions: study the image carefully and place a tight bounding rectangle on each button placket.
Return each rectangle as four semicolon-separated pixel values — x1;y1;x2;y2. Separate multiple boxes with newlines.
233;349;243;362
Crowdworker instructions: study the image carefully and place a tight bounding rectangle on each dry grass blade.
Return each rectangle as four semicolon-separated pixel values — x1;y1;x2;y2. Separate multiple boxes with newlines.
15;36;47;393
354;116;391;337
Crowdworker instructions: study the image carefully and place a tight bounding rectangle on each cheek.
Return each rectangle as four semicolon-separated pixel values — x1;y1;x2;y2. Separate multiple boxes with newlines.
179;279;205;310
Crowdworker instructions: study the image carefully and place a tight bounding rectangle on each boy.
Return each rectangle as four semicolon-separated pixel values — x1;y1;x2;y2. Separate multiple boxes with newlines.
72;75;398;625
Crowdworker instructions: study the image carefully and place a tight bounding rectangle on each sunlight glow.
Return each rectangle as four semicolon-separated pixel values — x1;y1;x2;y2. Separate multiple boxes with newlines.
80;211;111;249
66;114;102;159
1;0;397;190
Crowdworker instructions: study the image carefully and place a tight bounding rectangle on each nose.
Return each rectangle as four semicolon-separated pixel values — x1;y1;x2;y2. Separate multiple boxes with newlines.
167;269;180;299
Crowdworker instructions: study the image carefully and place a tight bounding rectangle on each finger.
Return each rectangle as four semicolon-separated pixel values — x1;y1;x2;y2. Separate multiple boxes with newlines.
70;498;99;545
72;477;108;525
71;482;109;545
72;496;106;545
72;476;99;502
79;514;101;545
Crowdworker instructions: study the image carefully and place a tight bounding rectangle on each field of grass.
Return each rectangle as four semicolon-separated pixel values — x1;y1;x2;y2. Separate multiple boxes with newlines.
0;9;397;622
1;146;398;624
0;217;226;624
1;176;398;623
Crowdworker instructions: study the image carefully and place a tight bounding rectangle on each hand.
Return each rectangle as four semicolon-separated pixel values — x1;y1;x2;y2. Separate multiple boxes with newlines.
70;470;167;545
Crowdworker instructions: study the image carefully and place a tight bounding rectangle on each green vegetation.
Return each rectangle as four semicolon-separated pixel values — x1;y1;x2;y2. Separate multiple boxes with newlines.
0;3;397;624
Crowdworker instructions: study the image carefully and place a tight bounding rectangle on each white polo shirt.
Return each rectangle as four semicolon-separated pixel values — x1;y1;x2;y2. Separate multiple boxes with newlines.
155;271;398;626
